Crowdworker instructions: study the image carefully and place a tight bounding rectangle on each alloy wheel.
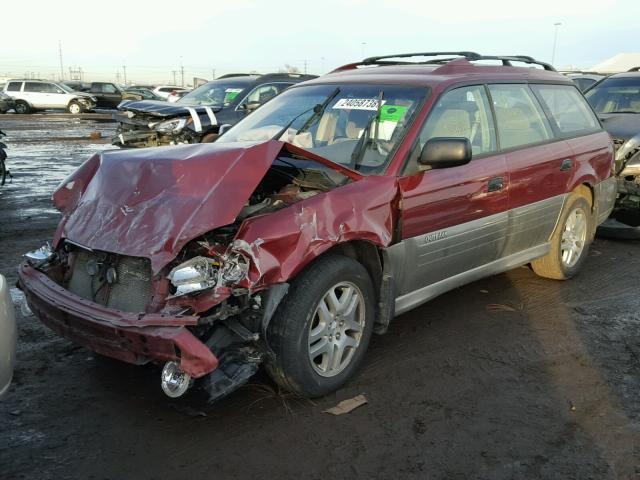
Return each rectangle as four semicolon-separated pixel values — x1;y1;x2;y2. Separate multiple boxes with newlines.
308;281;366;377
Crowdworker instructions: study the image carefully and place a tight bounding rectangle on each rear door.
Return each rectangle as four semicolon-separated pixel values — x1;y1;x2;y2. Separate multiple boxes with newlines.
488;83;574;255
395;85;508;309
23;82;48;108
530;84;610;216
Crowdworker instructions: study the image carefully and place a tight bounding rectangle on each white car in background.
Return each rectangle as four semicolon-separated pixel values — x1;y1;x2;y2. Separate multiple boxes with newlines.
0;274;16;398
3;79;97;114
152;85;189;100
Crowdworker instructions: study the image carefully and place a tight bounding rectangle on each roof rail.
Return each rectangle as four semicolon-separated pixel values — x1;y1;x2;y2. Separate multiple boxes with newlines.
331;52;556;72
628;67;640;72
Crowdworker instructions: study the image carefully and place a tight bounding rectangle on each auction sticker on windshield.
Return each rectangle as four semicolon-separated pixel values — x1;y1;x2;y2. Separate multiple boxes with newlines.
224;88;243;102
333;98;386;110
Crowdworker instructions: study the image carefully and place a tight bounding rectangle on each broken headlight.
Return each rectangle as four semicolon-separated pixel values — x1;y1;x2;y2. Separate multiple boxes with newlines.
168;256;219;297
156;118;188;134
24;244;54;265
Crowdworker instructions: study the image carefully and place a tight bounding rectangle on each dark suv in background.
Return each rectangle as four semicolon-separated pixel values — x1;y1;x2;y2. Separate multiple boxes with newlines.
585;69;640;237
112;73;316;147
19;52;614;402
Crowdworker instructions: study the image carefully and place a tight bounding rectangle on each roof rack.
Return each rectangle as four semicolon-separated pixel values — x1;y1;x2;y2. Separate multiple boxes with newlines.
332;52;556;72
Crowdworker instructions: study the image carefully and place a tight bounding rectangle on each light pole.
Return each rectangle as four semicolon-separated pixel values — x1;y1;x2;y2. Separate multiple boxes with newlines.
551;22;562;66
361;42;367;58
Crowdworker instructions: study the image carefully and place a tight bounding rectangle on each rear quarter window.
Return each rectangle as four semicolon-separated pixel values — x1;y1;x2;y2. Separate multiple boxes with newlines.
6;82;22;92
532;84;600;135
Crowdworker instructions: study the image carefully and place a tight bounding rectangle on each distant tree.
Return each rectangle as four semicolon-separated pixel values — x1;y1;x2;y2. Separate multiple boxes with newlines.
278;64;301;74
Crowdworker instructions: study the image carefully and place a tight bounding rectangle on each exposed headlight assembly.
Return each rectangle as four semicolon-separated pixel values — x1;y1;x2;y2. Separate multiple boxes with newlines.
168;256;219;297
24;244;54;265
167;253;250;297
156;118;188;134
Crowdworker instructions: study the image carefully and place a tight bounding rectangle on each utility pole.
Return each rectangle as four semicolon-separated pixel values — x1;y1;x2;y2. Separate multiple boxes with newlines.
551;22;562;66
172;70;177;85
122;65;127;85
116;71;121;83
303;59;307;74
58;40;65;81
180;56;184;87
212;68;216;80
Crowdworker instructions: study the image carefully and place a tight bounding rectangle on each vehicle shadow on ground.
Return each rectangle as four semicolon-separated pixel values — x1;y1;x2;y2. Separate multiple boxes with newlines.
2;240;638;479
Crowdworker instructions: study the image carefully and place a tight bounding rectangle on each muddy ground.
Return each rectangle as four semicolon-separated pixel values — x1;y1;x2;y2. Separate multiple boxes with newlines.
0;114;639;480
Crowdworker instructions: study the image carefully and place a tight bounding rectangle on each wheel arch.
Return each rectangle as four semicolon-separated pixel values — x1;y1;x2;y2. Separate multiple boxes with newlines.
301;240;394;334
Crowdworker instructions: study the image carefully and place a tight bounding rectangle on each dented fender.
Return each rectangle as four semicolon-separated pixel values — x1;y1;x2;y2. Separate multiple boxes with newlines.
231;175;400;289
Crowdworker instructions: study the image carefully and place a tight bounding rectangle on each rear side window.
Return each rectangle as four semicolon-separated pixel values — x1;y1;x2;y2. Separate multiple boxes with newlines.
6;82;22;92
532;85;600;135
24;82;46;93
159;87;176;92
488;84;553;149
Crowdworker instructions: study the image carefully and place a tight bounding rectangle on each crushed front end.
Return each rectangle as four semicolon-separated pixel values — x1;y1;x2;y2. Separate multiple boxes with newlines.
18;140;371;401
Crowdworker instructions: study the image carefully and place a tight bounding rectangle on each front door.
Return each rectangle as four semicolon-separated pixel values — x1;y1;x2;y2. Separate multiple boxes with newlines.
393;85;509;312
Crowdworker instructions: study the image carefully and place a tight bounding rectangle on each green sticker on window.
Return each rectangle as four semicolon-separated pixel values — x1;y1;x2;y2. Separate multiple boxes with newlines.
379;105;408;123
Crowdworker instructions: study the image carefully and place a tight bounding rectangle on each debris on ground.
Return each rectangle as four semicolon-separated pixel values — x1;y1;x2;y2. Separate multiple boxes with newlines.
324;395;367;415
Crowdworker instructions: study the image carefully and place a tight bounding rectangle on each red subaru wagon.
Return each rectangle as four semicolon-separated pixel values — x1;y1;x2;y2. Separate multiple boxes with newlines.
19;52;616;401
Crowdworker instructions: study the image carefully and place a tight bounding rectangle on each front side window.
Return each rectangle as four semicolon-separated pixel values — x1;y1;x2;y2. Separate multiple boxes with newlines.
101;83;118;94
532;84;600;134
217;84;428;174
488;84;553;149
406;85;496;173
585;76;640;114
178;81;249;107
243;83;292;106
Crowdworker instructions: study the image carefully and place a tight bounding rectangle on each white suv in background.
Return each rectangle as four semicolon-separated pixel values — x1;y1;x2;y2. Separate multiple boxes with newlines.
3;80;97;114
152;85;189;100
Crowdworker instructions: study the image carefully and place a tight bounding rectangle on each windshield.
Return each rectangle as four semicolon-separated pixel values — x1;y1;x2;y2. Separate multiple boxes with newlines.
58;83;74;93
585;76;640;114
217;84;428;174
177;80;249;107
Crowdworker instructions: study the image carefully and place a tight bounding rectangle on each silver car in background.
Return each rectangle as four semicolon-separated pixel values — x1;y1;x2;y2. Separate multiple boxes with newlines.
0;274;17;397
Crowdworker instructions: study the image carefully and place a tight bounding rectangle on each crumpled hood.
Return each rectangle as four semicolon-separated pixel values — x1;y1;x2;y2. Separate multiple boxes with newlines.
52;141;284;273
599;113;640;141
117;99;222;118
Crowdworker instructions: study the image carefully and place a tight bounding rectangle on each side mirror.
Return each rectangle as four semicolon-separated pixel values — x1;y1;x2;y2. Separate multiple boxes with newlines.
419;137;472;169
218;124;232;136
243;102;261;112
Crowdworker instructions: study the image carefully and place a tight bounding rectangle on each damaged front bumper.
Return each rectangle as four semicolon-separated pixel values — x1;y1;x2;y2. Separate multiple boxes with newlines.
112;128;161;148
17;263;219;378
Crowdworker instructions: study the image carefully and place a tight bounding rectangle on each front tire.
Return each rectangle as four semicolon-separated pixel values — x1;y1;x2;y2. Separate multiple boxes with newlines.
68;101;82;114
265;255;375;398
532;189;594;280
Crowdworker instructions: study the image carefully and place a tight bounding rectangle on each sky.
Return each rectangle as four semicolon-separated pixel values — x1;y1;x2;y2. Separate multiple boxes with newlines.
1;0;638;84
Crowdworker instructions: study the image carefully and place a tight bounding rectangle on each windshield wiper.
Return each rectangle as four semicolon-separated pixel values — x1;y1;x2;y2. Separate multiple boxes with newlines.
273;87;340;141
350;90;384;168
607;110;640;114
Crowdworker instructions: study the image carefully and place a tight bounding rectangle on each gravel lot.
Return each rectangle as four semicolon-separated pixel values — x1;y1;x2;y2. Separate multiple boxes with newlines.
0;114;639;480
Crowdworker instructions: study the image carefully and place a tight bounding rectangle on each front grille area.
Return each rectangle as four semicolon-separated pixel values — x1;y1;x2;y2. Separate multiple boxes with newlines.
67;252;153;313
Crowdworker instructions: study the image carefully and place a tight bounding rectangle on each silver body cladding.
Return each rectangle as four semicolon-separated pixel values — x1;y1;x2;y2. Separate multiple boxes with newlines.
388;178;616;316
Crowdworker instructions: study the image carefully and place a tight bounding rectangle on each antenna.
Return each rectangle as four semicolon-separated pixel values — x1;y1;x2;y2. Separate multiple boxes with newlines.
58;40;65;81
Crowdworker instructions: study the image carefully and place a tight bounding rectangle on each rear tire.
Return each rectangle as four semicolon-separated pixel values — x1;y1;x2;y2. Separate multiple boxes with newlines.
14;101;30;114
265;255;375;398
531;189;594;280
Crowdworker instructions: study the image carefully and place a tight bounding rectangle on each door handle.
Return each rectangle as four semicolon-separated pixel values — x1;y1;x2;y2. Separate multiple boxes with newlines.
560;158;573;171
487;176;504;192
